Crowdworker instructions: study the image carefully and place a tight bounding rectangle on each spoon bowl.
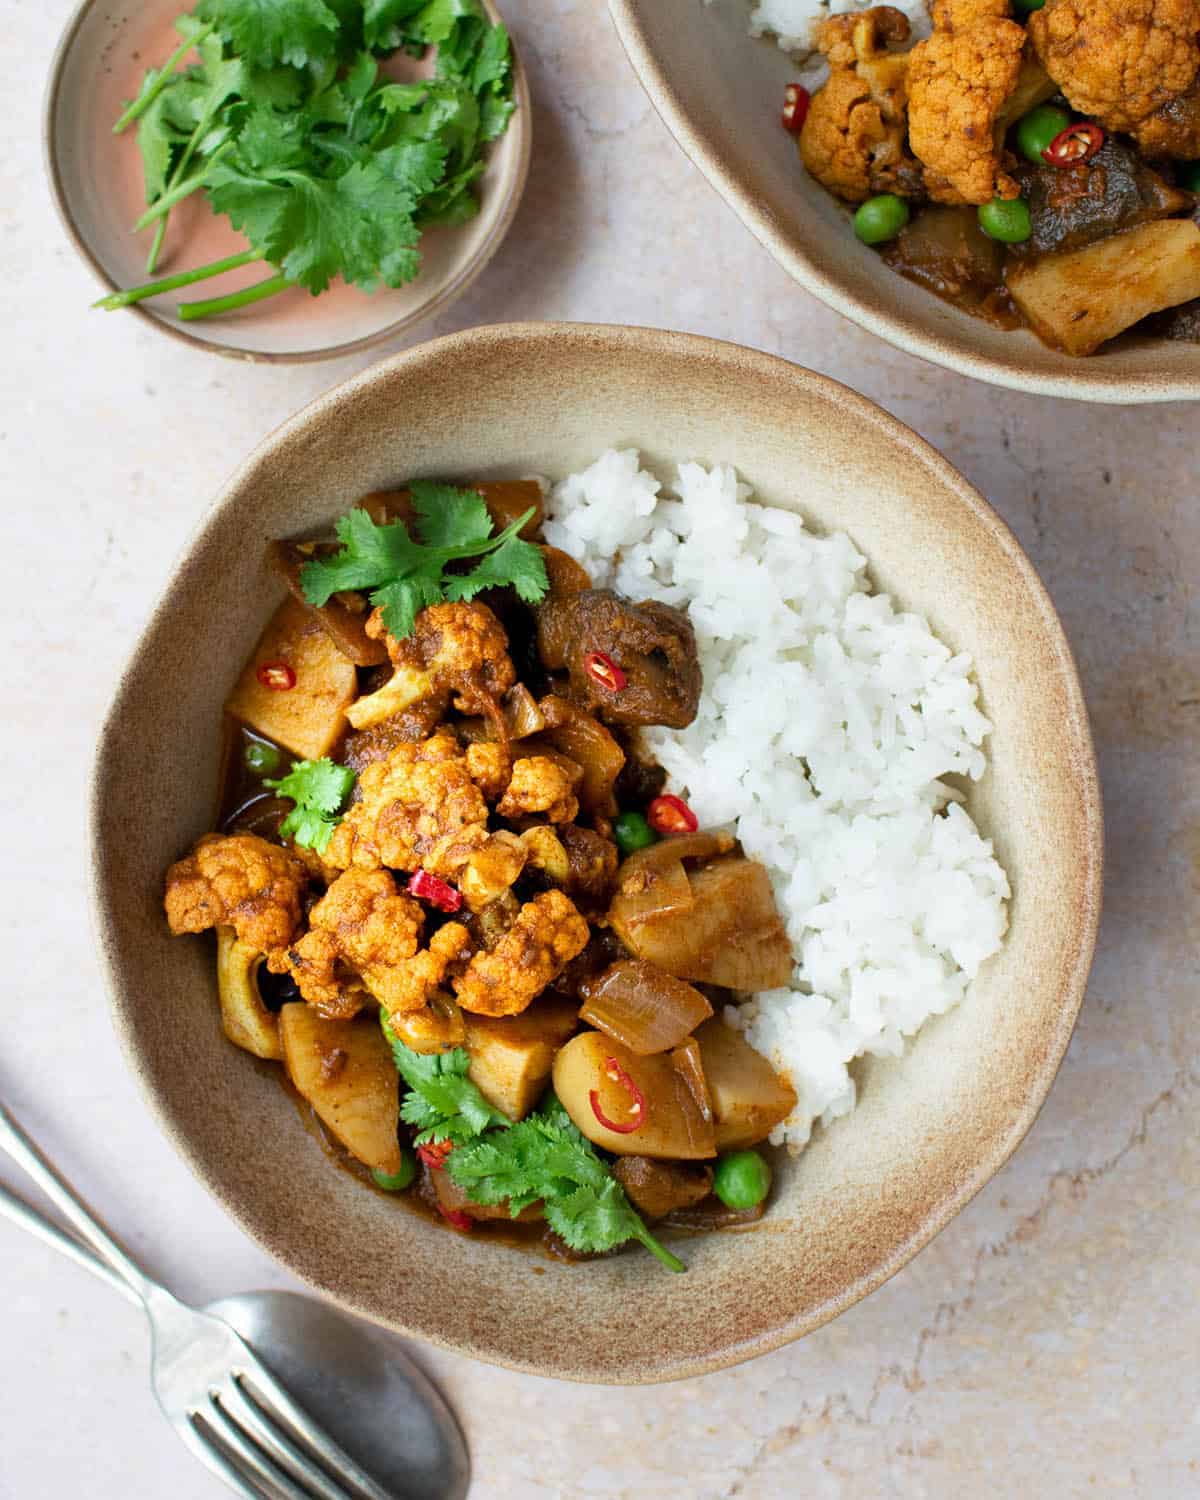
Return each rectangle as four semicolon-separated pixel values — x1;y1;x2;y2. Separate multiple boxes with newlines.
211;1291;469;1500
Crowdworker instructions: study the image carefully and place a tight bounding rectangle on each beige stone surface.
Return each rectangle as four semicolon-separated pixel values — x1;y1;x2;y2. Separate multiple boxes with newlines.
1;3;1197;1497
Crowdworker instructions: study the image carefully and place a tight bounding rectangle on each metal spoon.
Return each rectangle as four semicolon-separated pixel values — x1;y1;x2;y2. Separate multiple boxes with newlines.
0;1102;469;1500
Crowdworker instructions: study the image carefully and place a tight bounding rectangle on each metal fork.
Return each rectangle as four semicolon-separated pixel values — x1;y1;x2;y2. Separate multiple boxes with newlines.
0;1101;401;1500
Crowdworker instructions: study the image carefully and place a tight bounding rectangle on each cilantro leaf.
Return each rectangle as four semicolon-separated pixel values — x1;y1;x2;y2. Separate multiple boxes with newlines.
443;529;548;606
265;758;355;853
410;482;492;549
194;0;342;69
299;491;548;641
384;1025;507;1144
447;1096;687;1273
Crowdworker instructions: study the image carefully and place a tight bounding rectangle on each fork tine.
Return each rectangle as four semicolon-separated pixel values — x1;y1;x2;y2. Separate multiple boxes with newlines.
202;1396;318;1500
236;1364;397;1500
177;1410;277;1500
218;1379;352;1500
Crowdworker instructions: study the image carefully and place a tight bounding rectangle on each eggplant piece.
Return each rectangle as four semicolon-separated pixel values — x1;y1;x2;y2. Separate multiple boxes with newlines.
536;696;626;814
1015;137;1193;257
225;597;358;760
1008;220;1200;356
552;1031;717;1158
537;589;702;729
464;995;581;1120
279;1005;404;1175
609;842;794;993
883;206;1017;327
612;1157;714;1219
694;1018;797;1151
1145;297;1200;341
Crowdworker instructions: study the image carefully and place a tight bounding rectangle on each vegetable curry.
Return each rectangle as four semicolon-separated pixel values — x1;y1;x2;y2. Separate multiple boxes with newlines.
163;481;799;1271
789;0;1200;356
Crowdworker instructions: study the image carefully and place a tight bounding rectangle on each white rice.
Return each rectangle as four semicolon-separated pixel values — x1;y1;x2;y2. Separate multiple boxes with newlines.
709;0;931;81
544;451;1010;1150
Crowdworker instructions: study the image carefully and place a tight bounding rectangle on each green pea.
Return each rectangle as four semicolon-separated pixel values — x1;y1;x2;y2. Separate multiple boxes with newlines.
243;739;281;776
853;193;910;247
1180;162;1200;193
1013;0;1046;12
713;1149;772;1210
1015;105;1070;164
613;811;658;856
978;197;1032;244
372;1150;417;1192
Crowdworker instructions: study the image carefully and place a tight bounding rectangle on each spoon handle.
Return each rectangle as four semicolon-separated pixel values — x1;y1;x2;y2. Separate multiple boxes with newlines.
0;1172;140;1305
0;1102;152;1304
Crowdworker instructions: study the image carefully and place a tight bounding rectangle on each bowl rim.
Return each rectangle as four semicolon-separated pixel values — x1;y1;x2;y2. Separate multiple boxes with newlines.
607;0;1200;406
88;322;1104;1381
44;0;532;365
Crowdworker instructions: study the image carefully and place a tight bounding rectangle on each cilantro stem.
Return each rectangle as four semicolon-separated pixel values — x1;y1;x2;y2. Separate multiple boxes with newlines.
178;271;293;321
112;23;215;134
92;249;261;311
133;150;228;232
633;1224;686;1274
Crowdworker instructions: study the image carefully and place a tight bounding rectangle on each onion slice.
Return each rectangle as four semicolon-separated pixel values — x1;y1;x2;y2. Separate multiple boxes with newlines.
579;960;713;1056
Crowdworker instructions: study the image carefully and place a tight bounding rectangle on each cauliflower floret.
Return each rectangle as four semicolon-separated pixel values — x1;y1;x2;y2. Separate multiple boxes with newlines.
799;8;923;203
495;754;583;825
276;868;424;1018
907;6;1027;205
930;0;1009;25
453;890;590;1017
376;921;472;1019
164;833;308;953
458;830;528;913
326;733;488;875
348;601;517;730
1030;0;1200;159
465;739;513;801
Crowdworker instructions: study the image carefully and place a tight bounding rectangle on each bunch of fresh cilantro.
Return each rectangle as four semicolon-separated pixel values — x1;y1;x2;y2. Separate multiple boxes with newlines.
385;1021;686;1273
98;0;515;320
300;481;548;640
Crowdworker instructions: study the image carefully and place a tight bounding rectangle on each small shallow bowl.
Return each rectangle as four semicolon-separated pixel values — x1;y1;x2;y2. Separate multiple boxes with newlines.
609;0;1200;404
90;323;1102;1382
46;0;530;362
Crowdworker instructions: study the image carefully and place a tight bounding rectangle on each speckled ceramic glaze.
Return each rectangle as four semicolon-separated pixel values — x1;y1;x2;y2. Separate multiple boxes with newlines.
89;324;1102;1382
608;0;1200;404
45;0;530;362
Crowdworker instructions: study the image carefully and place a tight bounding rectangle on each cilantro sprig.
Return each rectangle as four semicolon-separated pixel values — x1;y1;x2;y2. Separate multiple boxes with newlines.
383;1018;509;1145
383;1023;685;1273
266;757;355;853
300;482;549;640
97;0;515;319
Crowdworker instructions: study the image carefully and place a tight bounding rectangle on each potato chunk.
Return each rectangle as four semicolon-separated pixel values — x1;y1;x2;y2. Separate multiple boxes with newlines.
226;597;357;760
464;996;580;1121
279;1004;402;1175
1008;220;1200;357
694;1018;797;1151
215;926;282;1060
552;1031;716;1159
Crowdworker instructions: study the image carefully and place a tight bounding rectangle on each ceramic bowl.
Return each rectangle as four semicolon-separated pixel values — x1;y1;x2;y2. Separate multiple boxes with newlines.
90;323;1102;1382
608;0;1200;404
45;0;530;362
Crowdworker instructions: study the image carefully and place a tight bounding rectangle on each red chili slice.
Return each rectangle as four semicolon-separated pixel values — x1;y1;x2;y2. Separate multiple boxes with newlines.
407;869;464;914
1043;122;1104;167
584;650;627;692
256;661;296;692
417;1141;453;1171
647;794;699;835
589;1056;647;1135
781;83;810;134
438;1205;473;1232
